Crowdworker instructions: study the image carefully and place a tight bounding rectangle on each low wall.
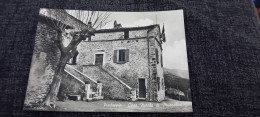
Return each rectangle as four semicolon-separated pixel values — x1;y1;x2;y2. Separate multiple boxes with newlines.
57;72;85;101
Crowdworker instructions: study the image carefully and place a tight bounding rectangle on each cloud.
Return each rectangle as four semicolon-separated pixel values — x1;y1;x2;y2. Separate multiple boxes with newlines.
123;18;154;27
162;39;189;70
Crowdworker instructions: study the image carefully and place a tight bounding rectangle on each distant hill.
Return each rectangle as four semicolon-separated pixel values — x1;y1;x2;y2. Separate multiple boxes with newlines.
163;68;191;101
163;68;189;79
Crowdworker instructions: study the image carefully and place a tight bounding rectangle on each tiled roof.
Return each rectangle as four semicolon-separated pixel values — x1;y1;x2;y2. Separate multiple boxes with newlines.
95;24;160;33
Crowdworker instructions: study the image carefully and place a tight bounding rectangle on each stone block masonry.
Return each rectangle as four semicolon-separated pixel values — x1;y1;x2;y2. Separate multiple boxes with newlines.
76;25;165;102
24;22;60;106
147;26;165;102
83;65;131;100
78;38;149;89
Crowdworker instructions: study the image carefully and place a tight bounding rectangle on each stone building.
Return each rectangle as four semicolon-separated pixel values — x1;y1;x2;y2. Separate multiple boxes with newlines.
24;9;166;107
70;22;166;102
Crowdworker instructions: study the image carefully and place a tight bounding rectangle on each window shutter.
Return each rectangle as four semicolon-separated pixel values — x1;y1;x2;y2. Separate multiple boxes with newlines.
125;49;129;62
113;50;118;63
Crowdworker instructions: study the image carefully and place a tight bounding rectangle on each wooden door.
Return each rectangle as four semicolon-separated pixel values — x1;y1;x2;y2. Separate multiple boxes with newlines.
138;79;146;98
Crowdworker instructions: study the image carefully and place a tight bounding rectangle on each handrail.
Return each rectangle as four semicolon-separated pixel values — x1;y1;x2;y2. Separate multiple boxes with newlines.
64;69;85;84
65;65;97;84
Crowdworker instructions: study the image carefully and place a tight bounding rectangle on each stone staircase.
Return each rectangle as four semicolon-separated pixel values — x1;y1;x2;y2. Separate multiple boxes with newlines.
64;64;101;101
82;65;132;90
64;64;135;100
64;64;97;85
98;67;132;90
82;65;134;100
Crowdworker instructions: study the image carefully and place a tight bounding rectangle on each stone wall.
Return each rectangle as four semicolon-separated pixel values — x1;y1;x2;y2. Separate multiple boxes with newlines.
24;14;89;106
155;37;165;102
77;37;150;89
129;30;148;38
24;9;89;106
90;29;148;41
92;32;124;41
77;26;165;102
57;72;85;100
146;26;165;102
83;65;131;100
24;22;60;106
39;9;88;30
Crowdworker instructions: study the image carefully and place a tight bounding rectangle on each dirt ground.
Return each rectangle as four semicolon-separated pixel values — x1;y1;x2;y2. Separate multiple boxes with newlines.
55;97;193;113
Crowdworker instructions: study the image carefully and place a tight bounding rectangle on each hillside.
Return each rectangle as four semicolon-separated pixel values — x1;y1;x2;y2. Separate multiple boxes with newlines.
163;68;189;79
163;68;191;101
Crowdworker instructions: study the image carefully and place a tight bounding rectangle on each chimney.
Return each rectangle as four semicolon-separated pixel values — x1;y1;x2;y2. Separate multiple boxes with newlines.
113;20;122;29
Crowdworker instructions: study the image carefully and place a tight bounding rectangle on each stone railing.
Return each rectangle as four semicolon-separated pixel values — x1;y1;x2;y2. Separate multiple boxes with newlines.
65;64;97;84
98;66;132;90
97;66;137;101
64;64;104;101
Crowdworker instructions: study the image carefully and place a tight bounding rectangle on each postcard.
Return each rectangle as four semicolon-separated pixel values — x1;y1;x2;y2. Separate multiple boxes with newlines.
24;8;192;113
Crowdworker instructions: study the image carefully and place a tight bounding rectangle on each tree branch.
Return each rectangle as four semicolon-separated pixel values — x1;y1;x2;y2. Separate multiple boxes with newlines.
44;9;68;31
65;31;84;52
68;48;78;59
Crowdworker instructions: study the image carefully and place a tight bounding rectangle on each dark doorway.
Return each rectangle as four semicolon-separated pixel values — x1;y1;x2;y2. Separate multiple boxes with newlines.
138;78;146;98
124;30;129;39
71;51;79;65
95;54;104;66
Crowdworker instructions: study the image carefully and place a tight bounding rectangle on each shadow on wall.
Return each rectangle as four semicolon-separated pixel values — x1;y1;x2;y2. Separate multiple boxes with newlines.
57;72;85;101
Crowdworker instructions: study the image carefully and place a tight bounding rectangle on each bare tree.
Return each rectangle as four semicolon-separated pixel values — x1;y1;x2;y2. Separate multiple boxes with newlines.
40;9;111;108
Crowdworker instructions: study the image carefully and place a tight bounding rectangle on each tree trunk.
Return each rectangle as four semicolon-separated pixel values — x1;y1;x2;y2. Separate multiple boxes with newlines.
41;53;69;108
41;29;85;108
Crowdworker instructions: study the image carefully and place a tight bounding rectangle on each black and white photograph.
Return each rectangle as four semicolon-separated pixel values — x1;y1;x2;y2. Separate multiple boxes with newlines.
23;8;192;112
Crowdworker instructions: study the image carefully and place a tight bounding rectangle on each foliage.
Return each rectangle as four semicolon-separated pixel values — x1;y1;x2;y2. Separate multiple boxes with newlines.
164;69;191;101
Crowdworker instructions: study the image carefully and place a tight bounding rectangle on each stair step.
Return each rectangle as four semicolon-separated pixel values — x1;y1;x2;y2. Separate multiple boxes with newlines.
65;64;98;84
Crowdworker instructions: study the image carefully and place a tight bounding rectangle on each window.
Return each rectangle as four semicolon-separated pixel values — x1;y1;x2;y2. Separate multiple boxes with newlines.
161;54;163;67
155;48;159;64
152;73;157;81
95;54;104;66
157;77;160;91
124;30;129;39
113;49;129;64
118;50;126;62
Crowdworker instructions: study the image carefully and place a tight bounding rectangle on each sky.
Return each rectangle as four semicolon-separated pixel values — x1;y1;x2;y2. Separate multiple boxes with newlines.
67;9;189;71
